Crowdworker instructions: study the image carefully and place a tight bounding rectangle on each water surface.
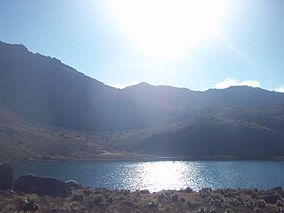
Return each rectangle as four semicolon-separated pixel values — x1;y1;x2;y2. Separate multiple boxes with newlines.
14;160;284;192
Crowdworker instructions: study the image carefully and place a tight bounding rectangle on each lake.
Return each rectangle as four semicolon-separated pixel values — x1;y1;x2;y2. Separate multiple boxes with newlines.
14;160;284;192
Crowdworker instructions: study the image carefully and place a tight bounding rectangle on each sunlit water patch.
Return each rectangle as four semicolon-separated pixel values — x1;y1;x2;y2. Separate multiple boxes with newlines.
14;160;284;192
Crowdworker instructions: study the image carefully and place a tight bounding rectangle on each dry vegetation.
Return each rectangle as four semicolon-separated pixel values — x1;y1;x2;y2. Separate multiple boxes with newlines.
1;186;284;212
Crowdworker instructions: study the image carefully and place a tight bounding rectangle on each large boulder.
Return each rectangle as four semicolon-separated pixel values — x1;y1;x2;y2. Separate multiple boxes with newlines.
14;174;70;197
0;163;13;190
66;180;80;189
259;193;280;204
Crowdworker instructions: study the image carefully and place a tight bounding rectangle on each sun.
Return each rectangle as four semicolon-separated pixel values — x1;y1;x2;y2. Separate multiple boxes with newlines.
109;0;226;59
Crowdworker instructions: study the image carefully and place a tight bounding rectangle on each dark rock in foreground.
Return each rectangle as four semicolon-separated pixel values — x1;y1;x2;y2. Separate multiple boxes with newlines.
14;174;70;197
66;180;81;189
0;163;13;190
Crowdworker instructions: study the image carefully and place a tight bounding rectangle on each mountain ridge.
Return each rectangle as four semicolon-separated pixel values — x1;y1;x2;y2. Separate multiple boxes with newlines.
1;40;284;161
1;40;283;94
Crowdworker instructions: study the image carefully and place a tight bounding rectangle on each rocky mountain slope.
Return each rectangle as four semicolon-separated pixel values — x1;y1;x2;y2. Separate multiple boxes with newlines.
1;40;284;161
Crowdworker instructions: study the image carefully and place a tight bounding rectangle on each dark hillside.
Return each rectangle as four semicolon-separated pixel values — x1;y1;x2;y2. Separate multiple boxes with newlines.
1;40;284;160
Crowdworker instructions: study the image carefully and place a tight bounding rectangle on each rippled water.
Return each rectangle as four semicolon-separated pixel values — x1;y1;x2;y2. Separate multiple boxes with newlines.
14;160;284;192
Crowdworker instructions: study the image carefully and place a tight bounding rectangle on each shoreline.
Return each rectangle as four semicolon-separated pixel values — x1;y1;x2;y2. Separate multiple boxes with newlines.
1;185;284;212
10;154;284;166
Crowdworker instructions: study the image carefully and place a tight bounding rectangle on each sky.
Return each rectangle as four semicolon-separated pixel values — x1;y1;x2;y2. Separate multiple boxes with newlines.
0;0;284;91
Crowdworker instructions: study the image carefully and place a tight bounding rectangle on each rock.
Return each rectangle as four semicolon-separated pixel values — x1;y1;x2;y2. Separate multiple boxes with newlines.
198;207;206;213
22;200;39;212
14;174;70;197
200;193;207;199
91;194;104;206
200;188;212;193
276;200;283;206
122;201;137;208
158;193;166;202
83;188;92;195
229;198;241;206
210;200;223;208
180;187;193;193
171;193;178;202
66;180;80;189
179;197;185;203
251;193;257;199
225;209;232;213
246;201;255;210
257;200;266;208
186;201;192;206
260;193;280;204
72;194;84;202
139;189;150;194
71;201;81;208
120;189;130;196
253;207;260;213
272;186;282;191
185;187;193;193
0;163;13;190
107;197;113;205
148;201;157;208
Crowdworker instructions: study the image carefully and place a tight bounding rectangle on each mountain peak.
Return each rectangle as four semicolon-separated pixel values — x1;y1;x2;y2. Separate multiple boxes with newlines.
0;40;29;55
206;85;266;93
133;82;151;87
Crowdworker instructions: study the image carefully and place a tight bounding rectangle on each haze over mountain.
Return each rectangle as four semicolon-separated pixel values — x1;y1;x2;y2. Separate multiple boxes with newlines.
1;40;284;161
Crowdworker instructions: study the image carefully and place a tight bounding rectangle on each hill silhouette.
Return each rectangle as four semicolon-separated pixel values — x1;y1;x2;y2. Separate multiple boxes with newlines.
1;40;284;161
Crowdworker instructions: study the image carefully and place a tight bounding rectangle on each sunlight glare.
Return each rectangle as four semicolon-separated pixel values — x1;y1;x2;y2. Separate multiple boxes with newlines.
109;0;225;59
137;161;198;192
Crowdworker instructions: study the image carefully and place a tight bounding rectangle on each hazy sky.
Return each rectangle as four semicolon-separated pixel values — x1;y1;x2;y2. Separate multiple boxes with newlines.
0;0;284;91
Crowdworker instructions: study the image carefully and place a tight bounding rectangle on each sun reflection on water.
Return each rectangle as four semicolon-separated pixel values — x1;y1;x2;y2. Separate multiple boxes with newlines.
134;161;200;192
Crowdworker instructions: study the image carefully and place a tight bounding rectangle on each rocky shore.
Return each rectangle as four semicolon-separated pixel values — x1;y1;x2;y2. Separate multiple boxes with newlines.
2;185;284;212
1;164;284;212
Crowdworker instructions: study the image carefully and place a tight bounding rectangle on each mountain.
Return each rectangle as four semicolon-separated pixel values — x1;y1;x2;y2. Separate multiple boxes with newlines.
107;106;284;159
1;40;284;161
124;82;284;109
0;41;178;132
0;102;108;163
